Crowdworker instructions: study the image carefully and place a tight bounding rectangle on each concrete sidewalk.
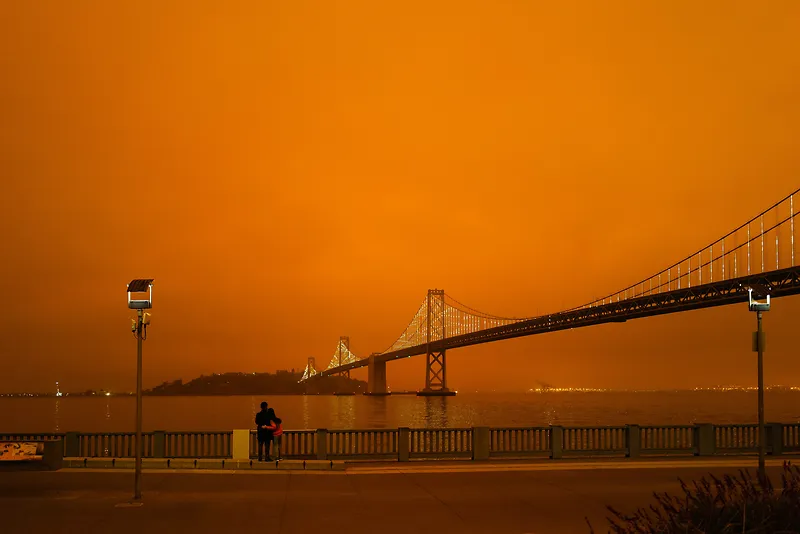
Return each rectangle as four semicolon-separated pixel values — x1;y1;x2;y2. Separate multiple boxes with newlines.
344;455;795;473
0;459;793;534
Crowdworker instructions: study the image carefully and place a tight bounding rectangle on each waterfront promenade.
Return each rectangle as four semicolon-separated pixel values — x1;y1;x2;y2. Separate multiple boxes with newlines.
0;458;794;534
7;421;799;461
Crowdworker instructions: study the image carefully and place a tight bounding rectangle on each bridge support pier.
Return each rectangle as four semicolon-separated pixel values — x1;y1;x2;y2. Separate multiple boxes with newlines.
418;348;456;396
366;354;389;396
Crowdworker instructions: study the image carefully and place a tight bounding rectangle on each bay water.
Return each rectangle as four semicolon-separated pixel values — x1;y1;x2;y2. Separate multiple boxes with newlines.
1;391;799;433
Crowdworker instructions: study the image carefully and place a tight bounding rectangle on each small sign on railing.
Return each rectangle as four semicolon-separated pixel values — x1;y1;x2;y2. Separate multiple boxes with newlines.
0;442;42;460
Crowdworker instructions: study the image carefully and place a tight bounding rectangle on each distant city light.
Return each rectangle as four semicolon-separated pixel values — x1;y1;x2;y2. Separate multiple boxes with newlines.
524;385;800;393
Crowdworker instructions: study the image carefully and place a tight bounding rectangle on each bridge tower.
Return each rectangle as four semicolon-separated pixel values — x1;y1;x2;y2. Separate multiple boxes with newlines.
338;336;351;378
419;289;454;396
302;357;321;394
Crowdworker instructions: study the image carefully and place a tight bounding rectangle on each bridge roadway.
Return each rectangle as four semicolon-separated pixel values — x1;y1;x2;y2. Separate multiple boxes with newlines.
0;457;794;533
318;266;800;376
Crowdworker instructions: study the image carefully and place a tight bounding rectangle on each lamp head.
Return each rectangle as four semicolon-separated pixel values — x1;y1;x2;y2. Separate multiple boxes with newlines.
746;283;771;312
127;279;154;310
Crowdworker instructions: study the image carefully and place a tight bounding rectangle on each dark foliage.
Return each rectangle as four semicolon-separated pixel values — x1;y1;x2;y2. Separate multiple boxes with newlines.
587;462;800;533
146;371;366;395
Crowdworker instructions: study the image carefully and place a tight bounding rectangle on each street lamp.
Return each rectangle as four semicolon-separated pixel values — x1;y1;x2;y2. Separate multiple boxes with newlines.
127;279;153;501
746;283;770;479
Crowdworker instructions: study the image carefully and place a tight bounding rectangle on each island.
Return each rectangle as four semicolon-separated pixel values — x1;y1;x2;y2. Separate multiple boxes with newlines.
144;370;366;396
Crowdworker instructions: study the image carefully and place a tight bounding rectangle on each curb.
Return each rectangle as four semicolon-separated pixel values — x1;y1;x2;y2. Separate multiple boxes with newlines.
63;458;345;471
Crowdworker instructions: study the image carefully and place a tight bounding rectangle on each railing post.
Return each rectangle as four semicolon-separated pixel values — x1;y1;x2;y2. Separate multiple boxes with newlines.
64;431;80;457
42;439;64;470
153;430;166;458
232;429;250;460
626;425;640;458
472;427;490;461
316;429;328;461
550;426;563;459
769;423;783;456
398;427;410;462
694;423;716;456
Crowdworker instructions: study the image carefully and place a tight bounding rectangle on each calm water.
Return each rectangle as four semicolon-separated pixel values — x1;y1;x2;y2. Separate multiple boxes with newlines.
1;392;800;433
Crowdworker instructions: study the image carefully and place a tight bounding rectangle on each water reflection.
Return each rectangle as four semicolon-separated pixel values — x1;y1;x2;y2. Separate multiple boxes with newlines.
7;391;800;432
420;397;449;428
53;399;60;433
541;406;556;426
366;396;388;428
329;396;355;428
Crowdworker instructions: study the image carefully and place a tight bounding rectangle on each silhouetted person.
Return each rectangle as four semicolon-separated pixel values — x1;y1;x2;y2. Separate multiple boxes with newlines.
255;401;274;461
265;411;283;461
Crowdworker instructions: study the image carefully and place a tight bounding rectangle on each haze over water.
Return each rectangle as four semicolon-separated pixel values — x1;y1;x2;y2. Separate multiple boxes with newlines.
2;391;799;433
3;2;800;398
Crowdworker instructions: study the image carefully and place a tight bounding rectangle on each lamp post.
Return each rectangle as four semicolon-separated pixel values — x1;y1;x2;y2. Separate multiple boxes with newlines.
127;279;153;501
746;283;770;479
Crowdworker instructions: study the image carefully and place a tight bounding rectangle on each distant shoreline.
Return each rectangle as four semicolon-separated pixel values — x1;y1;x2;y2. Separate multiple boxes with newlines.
2;388;800;398
0;392;364;398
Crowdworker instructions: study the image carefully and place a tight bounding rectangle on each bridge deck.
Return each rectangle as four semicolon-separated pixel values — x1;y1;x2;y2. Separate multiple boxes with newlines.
319;266;800;375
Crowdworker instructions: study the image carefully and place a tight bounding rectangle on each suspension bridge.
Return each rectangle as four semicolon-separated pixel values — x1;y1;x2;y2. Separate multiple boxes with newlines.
300;188;800;395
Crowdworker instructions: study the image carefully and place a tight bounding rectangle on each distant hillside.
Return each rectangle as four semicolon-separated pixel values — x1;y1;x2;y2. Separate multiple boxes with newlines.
145;370;366;395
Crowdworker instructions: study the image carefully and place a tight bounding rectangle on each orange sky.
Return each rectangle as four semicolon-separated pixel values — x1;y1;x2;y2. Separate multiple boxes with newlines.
2;1;800;393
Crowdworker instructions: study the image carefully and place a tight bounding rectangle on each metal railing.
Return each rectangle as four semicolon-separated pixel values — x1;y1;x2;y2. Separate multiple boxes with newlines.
715;424;760;450
4;423;800;461
411;428;472;458
328;429;397;458
0;433;64;441
640;425;695;453
784;423;800;451
165;431;231;458
490;427;550;456
76;432;153;458
563;426;627;454
249;429;317;459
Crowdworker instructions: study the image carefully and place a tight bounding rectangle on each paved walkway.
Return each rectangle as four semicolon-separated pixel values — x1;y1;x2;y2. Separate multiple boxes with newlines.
0;458;793;534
